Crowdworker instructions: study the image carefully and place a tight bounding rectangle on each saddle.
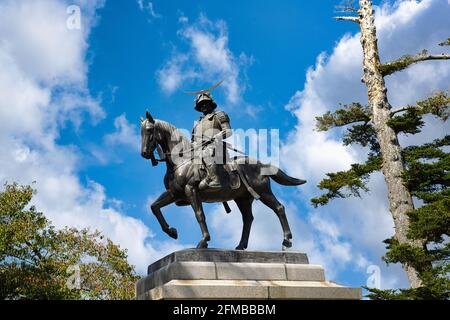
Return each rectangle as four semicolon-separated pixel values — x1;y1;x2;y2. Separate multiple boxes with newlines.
175;162;240;208
195;162;241;191
175;157;260;209
200;158;260;199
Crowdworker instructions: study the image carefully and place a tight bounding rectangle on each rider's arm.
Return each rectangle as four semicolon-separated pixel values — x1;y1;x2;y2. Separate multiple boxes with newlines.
214;111;232;140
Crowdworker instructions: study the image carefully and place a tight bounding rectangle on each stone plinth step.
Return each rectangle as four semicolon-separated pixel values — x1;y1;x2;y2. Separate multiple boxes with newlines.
137;279;361;300
147;248;309;274
136;249;361;300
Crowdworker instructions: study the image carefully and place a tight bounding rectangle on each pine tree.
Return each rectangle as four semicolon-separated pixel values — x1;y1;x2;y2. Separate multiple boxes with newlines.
313;0;450;294
366;136;449;299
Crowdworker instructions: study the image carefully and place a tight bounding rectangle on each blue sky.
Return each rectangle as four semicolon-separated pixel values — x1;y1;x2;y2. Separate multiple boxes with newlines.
77;0;364;273
70;1;357;247
77;0;365;244
1;0;449;292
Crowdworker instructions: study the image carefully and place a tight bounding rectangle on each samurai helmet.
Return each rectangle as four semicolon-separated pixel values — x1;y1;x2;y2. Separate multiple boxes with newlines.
185;80;223;112
194;92;217;111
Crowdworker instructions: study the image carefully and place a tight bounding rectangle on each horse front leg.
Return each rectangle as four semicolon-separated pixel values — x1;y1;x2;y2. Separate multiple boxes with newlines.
150;190;178;239
185;185;210;248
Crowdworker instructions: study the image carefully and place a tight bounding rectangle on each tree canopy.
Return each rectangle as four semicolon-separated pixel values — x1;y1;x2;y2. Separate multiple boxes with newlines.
0;183;139;300
312;90;449;299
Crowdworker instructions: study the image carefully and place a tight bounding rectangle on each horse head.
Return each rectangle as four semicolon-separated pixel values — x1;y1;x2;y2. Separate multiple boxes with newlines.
140;111;158;166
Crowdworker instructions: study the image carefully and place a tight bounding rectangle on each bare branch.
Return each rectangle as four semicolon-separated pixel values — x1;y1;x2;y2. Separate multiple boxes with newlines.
334;16;360;23
391;106;411;116
380;50;450;76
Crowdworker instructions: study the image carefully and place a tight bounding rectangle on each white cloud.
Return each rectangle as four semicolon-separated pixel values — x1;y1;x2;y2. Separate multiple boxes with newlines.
157;14;253;107
157;53;198;94
279;0;450;289
0;0;185;275
104;113;140;151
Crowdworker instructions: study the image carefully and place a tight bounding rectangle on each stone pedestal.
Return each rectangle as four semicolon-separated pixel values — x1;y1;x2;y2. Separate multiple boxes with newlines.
135;249;361;300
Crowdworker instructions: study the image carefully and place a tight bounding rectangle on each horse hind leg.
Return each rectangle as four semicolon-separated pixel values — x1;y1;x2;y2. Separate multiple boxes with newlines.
259;191;293;250
234;197;254;250
150;191;178;239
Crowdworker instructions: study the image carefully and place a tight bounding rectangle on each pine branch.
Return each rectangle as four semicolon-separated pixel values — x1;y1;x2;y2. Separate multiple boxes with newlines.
311;156;382;207
388;92;450;135
316;103;371;131
388;91;450;134
390;91;450;119
403;135;450;196
403;135;450;163
343;123;380;156
408;198;450;243
380;50;450;76
382;238;433;272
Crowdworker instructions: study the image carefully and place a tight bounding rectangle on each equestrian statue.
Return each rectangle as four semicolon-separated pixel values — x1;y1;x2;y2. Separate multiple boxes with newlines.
140;81;306;250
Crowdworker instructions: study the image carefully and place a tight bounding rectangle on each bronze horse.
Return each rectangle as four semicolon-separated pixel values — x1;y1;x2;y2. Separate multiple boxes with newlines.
140;111;306;250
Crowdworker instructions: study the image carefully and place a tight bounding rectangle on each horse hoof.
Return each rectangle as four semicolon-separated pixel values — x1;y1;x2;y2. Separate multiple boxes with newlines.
235;245;246;250
196;240;208;249
167;227;178;239
282;239;292;248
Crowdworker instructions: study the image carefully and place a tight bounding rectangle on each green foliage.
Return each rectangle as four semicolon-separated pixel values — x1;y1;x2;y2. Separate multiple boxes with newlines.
388;92;450;134
0;183;139;300
312;104;381;207
378;50;428;76
414;91;450;120
364;287;410;300
327;16;449;299
311;156;381;207
313;92;449;299
313;96;449;209
387;108;425;134
368;238;450;300
343;124;380;156
403;136;449;198
315;103;380;155
408;198;450;243
315;102;371;131
367;136;450;299
365;264;450;300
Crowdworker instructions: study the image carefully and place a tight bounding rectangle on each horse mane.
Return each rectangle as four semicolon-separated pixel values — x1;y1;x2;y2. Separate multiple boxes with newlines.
155;119;191;150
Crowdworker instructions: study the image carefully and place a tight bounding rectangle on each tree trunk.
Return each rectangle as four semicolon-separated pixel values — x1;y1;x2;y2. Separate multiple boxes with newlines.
358;0;422;288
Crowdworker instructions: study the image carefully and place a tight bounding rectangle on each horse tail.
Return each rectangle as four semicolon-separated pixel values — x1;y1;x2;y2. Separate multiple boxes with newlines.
265;165;306;186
